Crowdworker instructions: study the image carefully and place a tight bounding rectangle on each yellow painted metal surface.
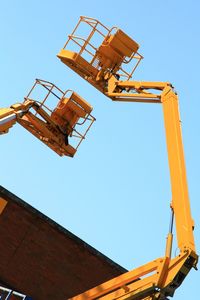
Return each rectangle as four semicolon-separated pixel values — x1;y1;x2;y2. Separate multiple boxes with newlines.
0;79;95;157
0;14;198;300
107;29;139;57
58;16;143;94
161;87;195;252
59;16;198;300
0;108;15;118
0;197;7;214
96;29;139;74
0;107;17;133
57;49;98;78
52;93;92;135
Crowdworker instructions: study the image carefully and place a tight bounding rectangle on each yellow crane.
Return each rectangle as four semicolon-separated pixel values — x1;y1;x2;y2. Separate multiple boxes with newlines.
0;78;95;157
57;16;198;300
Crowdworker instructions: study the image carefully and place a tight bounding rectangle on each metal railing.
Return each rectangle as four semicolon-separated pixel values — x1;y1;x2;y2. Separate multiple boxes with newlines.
0;285;32;300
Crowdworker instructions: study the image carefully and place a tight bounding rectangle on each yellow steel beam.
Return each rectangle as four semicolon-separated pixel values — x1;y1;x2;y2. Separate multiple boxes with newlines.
161;87;196;252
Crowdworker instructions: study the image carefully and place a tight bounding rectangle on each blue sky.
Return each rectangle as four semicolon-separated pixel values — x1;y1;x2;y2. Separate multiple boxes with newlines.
0;1;200;299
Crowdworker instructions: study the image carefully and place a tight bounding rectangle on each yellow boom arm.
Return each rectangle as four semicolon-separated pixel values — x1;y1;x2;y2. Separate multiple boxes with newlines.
106;80;196;254
57;16;198;300
66;81;198;300
0;106;22;134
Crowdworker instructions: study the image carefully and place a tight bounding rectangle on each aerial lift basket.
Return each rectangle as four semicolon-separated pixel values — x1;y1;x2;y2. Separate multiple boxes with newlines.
57;16;143;93
0;79;95;157
21;79;95;157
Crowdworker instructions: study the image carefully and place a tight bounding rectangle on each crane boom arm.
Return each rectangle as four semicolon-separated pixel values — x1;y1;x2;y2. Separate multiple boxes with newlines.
0;110;17;133
107;80;196;253
105;80;196;253
57;16;198;299
0;101;34;134
161;86;195;252
68;81;198;300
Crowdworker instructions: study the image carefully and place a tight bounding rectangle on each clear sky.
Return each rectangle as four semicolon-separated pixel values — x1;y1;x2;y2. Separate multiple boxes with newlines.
0;0;199;299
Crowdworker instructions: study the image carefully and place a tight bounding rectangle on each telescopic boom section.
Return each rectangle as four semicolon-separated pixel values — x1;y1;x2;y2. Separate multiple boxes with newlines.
161;86;195;253
58;16;198;300
0;79;95;157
